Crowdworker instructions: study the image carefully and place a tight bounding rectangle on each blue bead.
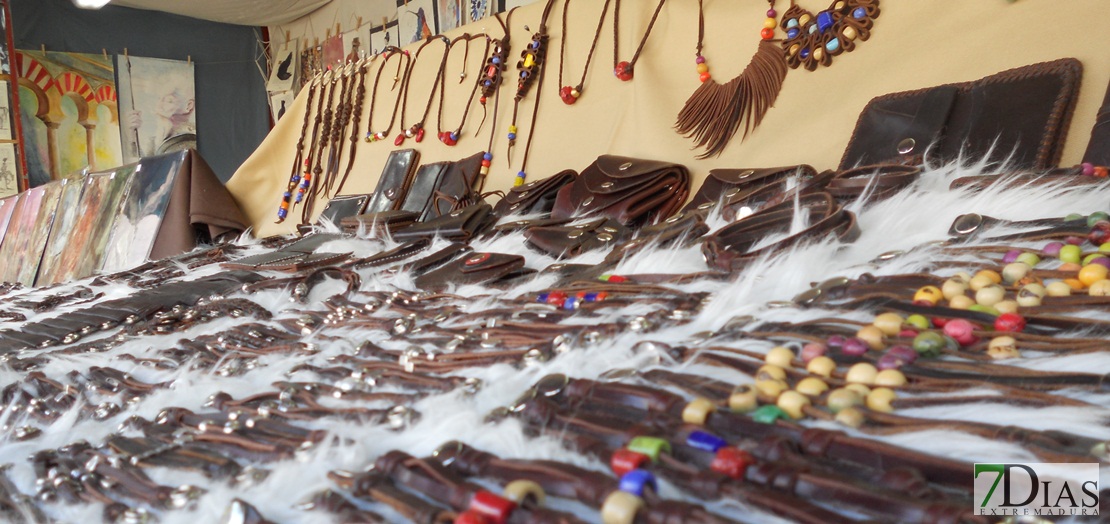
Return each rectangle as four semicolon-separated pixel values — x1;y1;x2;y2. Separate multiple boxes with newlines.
483;152;493;161
492;57;501;64
277;209;287;218
786;28;799;39
450;132;458;140
584;292;598;302
686;430;727;453
826;38;840;52
483;80;492;87
294;194;303;203
563;297;577;310
508;133;516;140
517;171;526;177
520;71;528;79
283;191;291;198
816;11;834;33
619;470;657;497
786;18;798;29
853;7;866;18
537;293;549;303
800;48;810;59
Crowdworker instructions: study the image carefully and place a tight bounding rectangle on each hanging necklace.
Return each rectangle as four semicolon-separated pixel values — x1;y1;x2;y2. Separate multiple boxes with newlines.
780;0;879;70
437;33;489;146
299;67;343;223
505;0;557;186
557;0;611;104
294;68;333;209
396;36;451;146
276;75;319;223
333;54;373;196
611;0;667;81
322;63;355;198
476;9;515;180
364;47;411;143
675;0;788;158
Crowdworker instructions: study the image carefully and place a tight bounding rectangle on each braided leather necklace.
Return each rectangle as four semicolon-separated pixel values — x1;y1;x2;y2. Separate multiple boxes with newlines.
300;66;347;223
505;0;557;187
781;0;880;70
333;56;372;196
556;0;611;104
276;77;318;223
436;33;489;146
476;9;515;182
612;0;667;81
364;47;411;143
396;36;451;146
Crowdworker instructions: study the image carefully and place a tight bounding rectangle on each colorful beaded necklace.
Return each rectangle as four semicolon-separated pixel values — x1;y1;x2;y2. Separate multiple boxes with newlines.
505;0;557;187
396;36;452;146
611;0;667;81
476;10;515;182
275;74;319;223
436;33;489;147
780;0;880;71
556;0;611;104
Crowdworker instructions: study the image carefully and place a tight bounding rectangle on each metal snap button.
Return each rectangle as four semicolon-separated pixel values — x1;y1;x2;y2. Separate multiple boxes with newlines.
619;162;633;170
738;169;754;178
596;233;613;242
465;253;490;266
568;230;584;238
582;196;594;206
897;137;916;155
600;181;613;189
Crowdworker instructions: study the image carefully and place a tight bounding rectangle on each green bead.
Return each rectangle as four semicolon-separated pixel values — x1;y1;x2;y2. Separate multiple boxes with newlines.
1087;212;1109;227
752;405;789;424
967;304;1000;316
905;314;930;330
943;334;960;351
1084;254;1108;266
1100;242;1110;253
912;332;946;358
1065;213;1085;222
627;436;671;462
1060;244;1082;264
1015;253;1041;267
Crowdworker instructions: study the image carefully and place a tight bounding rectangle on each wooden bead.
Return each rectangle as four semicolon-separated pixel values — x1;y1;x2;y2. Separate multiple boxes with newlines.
1002;262;1031;284
826;388;862;412
968;274;995;292
776;390;811;419
1090;280;1110;296
994;300;1019;314
682;397;717;425
913;286;943;305
600;491;644;524
866;387;897;413
874;369;907;387
987;336;1021;360
844;383;871;397
1079;264;1109;286
872;312;904;336
729;385;758;412
948;295;975;309
975;284;1006;307
696;63;709;74
503;480;546;506
1045;281;1072;297
855;325;885;350
806;356;836;377
942;277;969;300
755;379;789;399
795;377;829;396
765;346;795;368
845;362;878;385
756;365;787;381
836;407;865;428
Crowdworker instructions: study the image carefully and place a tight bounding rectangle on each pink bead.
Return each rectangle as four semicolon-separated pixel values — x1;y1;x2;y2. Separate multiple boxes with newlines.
767;8;777;17
841;337;869;356
800;342;827;363
696;56;706;64
942;319;977;346
1082;162;1096;176
1042;242;1064;256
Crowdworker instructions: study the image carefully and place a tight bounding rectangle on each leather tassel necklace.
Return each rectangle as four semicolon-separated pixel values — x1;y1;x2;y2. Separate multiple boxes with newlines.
675;0;788;158
275;74;319;223
332;54;373;197
396;36;451;146
436;33;489;147
506;0;557;186
364;47;411;143
321;63;356;198
612;0;667;81
556;0;611;104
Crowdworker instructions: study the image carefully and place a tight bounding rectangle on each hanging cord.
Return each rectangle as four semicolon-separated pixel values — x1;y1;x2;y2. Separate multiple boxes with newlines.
275;78;318;223
612;0;667;80
333;56;372;196
300;68;342;224
435;33;489;146
476;8;516;184
365;47;412;143
322;64;355;198
290;69;331;218
396;36;452;146
556;0;611;103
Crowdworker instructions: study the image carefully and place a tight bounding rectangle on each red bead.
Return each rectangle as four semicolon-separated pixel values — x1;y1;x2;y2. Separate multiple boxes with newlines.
394;134;405;146
454;510;493;524
545;292;567;305
994;313;1026;333
607;275;628;283
480;160;491;167
415;127;425;143
931;317;949;328
898;329;919;338
611;448;650;477
942;319;977;346
760;27;775;40
710;447;753;480
480;96;487;104
468;491;516;524
699;72;711;83
1096;166;1110;178
615;61;633;81
559;86;577;105
1089;221;1110;245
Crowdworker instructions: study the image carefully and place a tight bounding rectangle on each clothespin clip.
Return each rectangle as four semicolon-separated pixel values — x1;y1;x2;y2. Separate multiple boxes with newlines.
285;30;291;43
187;55;191;66
357;16;363;29
40;44;45;53
102;48;108;60
124;48;129;59
335;23;340;36
325;28;331;39
382;17;388;30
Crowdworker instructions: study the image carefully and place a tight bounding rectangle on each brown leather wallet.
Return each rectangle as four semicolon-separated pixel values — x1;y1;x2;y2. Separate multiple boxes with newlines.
552;155;689;227
841;58;1082;170
523;218;631;259
365;149;420;214
684;165;816;212
391;203;497;242
493;169;577;216
413;251;526;291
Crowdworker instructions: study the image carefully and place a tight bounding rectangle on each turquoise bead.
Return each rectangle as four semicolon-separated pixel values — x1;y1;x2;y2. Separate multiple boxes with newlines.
808;24;818;34
826;38;840;52
752;405;788;424
786;18;799;28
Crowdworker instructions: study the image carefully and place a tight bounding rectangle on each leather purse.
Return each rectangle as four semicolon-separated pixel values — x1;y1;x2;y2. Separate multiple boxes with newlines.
365;149;419;214
552;155;690;227
840;58;1082;170
339;209;419;235
493;169;577;216
414;251;526;291
523;217;631;259
315;194;371;225
392;203;497;242
401;152;486;222
684;165;817;212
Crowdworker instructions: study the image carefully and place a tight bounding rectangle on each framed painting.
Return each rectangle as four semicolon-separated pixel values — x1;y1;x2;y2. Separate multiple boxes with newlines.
116;55;195;163
34;175;84;286
396;0;437;46
52;164;133;283
267;38;298;92
0;192;18;250
99;151;184;273
369;21;400;55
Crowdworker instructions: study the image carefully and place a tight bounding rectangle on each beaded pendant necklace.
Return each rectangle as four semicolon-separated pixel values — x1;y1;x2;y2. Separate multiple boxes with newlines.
396;36;452;146
675;0;788;158
612;0;667;82
364;47;411;143
505;0;557;187
476;10;514;181
556;0;611;104
276;75;319;223
780;0;880;71
437;33;490;146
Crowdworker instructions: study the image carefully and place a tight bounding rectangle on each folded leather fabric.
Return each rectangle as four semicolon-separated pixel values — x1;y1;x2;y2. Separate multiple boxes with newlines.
364;149;420;214
493;169;577;217
840;58;1082;170
552;155;689;227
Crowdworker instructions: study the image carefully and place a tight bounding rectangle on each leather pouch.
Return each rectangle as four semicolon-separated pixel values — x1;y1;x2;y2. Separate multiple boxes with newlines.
603;210;710;264
1083;76;1110;166
401;152;486;223
524;218;630;259
414;251;526;291
552;155;690;227
365;149;419;214
841;58;1083;170
684;165;816;212
493;169;577;216
393;203;497;242
405;242;472;276
400;161;451;219
223;233;349;270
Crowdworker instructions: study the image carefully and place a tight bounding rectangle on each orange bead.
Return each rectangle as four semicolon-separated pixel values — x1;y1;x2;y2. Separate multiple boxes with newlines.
1064;278;1086;291
1095;166;1109;178
760;27;775;40
1079;264;1110;286
699;72;712;82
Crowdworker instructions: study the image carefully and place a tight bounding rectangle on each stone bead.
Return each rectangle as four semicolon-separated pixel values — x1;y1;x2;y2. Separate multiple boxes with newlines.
776;390;811;419
872;312;904;336
836;407;865;428
941;277;969;300
1089;280;1110;296
866;387;897;413
845;362;878;385
1059;244;1082;264
856;325;885;350
844;383;871;397
755;379;789;399
682;397;717;425
913;286;943;305
987;336;1020;360
948;295;975;309
806;356;837;377
842;25;858;40
874;369;908;387
1002;262;1031;284
1016;252;1041;266
975;285;1007;307
756;365;787;381
795;377;829;396
728;385;758;412
994;300;1019;314
1045;281;1072;297
1078;264;1109;286
826;388;862;412
765;346;795;368
942;318;977;346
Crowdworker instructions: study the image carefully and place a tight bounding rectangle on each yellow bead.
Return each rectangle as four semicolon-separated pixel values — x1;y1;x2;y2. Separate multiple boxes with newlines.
806;356;836;377
948;295;975;310
994;300;1019;314
834;1;846;9
696;63;708;74
826;388;862;412
763;17;777;29
795;377;829;396
729;385;759;412
1001;262;1031;285
866;387;897;413
776;390;811;419
856;325;885;351
523;54;535;68
513;177;524;187
1090;280;1110;296
1064;278;1086;292
755;379;789;399
799;14;811;25
845;363;878;385
842;26;858;40
813;48;825;61
941;276;969;300
836;407;865;428
1079;264;1109;286
968;274;995;292
874;369;907;387
913;285;943;305
844;383;871;397
601;491;644;524
682;397;716;425
756;365;787;381
479;166;490;176
788;44;800;56
509;125;518;133
503;480;546;505
975;269;1002;285
872;312;904;336
765;346;795;368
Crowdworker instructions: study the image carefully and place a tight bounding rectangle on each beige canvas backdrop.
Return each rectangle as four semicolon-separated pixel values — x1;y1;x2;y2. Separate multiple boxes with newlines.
230;0;1110;237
